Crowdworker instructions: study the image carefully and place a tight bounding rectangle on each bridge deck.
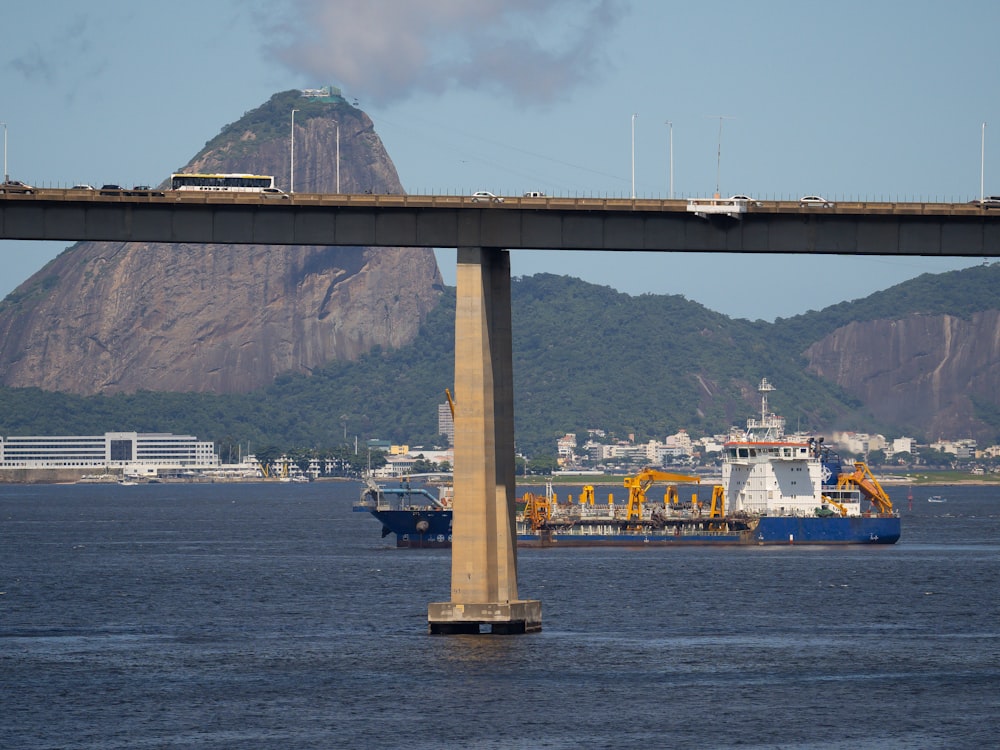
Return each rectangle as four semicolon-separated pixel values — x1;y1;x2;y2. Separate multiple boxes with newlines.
3;191;998;255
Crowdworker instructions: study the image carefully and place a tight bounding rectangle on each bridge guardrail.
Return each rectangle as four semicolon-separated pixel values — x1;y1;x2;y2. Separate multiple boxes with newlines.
1;189;994;216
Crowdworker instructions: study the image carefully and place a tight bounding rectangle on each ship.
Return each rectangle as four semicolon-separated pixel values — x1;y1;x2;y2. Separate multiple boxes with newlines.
354;474;455;548
357;378;901;547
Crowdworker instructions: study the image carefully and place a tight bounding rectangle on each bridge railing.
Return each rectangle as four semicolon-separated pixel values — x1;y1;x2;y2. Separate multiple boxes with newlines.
0;189;993;216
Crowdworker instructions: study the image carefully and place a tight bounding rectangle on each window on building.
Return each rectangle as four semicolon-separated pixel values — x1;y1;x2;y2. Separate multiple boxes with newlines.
110;440;133;461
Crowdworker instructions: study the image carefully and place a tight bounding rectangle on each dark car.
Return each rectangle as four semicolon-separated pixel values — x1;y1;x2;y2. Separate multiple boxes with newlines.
0;180;34;194
125;185;164;197
99;184;124;195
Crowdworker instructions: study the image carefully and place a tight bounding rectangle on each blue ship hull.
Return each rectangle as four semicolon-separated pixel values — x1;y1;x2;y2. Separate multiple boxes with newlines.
517;528;745;546
370;508;453;548
366;508;900;548
753;515;900;544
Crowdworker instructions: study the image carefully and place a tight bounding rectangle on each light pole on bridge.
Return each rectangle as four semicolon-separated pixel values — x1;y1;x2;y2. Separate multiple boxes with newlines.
631;113;638;199
982;122;986;203
290;109;300;193
2;122;7;183
665;120;673;199
707;115;734;198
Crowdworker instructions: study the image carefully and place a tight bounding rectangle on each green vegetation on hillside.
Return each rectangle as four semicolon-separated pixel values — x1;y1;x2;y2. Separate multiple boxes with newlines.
191;90;358;163
760;263;1000;342
3;265;1000;456
0;276;850;456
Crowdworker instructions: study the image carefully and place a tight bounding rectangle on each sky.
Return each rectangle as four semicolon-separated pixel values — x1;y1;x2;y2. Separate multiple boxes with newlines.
2;0;997;321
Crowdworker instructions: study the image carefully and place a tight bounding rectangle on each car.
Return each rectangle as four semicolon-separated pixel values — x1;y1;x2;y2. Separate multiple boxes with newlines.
123;185;165;197
261;187;289;199
799;195;835;208
0;180;34;194
471;190;504;203
99;184;124;195
71;184;95;190
975;195;1000;209
728;194;762;206
523;191;546;198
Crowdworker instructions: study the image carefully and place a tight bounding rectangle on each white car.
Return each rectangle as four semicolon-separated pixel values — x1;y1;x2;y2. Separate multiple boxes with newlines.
973;195;1000;209
728;194;762;206
799;195;835;208
471;191;504;203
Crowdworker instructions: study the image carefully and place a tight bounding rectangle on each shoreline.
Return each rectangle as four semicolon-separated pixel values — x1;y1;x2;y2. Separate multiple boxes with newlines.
0;473;996;487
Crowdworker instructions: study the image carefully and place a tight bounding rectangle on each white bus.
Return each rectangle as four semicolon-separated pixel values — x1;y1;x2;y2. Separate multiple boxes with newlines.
170;173;278;192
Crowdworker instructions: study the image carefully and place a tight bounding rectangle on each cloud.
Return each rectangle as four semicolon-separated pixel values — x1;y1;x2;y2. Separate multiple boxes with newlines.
6;14;99;89
258;0;625;107
8;44;55;83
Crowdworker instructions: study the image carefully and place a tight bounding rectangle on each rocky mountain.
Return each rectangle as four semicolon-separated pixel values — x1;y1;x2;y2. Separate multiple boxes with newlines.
804;310;1000;441
0;90;444;394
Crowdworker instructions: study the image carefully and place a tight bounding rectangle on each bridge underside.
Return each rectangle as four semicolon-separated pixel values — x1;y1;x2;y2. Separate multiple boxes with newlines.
2;197;999;255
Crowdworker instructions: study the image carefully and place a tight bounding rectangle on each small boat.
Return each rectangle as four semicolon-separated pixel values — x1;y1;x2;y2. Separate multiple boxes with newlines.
927;495;947;503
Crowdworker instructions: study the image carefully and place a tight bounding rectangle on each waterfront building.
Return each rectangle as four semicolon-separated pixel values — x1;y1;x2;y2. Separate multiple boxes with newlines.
0;432;219;476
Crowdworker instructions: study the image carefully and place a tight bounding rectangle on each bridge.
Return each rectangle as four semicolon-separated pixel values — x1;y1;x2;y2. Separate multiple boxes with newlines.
4;191;1000;635
1;189;998;254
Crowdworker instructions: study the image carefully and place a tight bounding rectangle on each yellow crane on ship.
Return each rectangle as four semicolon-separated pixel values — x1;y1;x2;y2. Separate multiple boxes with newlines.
837;461;894;515
623;468;702;523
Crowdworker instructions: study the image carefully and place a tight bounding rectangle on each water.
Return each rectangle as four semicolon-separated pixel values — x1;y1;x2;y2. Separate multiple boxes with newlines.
2;481;998;749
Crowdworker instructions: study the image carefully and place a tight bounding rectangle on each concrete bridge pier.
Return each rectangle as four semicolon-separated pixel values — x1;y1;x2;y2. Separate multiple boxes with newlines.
428;247;541;634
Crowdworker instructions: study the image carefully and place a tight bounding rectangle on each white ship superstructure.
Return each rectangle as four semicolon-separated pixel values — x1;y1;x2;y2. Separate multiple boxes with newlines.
722;379;863;517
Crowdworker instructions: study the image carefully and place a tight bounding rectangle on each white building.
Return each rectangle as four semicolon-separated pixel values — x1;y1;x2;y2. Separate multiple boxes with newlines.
931;438;977;458
437;403;455;445
698;437;727;455
890;437;915;456
0;432;218;476
372;449;454;478
556;434;577;464
832;431;886;456
665;429;693;455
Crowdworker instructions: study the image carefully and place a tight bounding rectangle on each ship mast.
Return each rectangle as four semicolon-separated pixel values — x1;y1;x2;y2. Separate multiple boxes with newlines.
759;377;774;425
744;377;783;441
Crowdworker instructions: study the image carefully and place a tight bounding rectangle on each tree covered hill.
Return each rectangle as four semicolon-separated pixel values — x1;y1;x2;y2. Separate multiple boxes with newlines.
2;264;999;457
756;262;1000;341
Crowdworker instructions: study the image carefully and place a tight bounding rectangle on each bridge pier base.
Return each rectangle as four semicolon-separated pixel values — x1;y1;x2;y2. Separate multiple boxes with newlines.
428;600;543;635
428;247;541;635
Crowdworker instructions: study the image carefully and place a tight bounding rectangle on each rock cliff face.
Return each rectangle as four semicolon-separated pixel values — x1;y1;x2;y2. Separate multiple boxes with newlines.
804;311;1000;440
0;91;444;395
